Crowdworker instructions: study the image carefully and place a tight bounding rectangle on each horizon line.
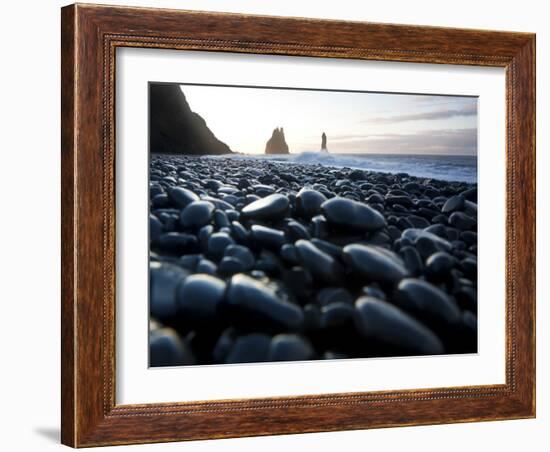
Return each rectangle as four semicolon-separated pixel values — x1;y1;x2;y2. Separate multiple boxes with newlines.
229;151;476;157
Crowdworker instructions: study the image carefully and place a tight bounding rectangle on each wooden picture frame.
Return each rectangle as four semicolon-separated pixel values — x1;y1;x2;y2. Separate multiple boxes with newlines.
61;3;536;447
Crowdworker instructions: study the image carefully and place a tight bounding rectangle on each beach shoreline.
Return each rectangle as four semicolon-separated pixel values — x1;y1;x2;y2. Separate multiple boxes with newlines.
186;152;478;184
149;153;478;367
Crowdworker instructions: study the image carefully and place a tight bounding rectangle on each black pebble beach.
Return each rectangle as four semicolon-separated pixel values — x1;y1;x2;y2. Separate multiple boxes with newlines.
149;154;478;366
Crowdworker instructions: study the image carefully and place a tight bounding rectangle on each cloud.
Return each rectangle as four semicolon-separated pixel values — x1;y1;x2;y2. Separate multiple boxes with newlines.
367;104;477;124
328;128;477;155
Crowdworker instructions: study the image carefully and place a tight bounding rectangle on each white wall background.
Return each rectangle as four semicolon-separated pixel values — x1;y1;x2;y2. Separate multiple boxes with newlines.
0;1;545;450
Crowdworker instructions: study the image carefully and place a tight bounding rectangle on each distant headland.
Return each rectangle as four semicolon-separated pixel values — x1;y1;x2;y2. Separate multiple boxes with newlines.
149;84;233;155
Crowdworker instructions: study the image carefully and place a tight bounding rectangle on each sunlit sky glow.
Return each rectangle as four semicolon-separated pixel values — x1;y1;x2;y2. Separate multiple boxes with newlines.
180;84;478;156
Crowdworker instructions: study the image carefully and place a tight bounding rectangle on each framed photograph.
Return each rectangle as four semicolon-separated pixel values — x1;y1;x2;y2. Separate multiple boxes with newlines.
61;3;536;447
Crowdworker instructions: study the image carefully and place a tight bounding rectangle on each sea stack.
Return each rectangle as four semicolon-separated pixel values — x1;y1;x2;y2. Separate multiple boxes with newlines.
321;132;328;152
265;127;289;154
149;84;233;155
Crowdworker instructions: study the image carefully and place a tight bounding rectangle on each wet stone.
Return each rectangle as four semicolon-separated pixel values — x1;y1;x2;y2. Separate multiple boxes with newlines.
285;220;311;241
424;224;447;238
407;215;430;229
245;194;261;204
196;259;217;275
323;351;349;360
150;214;163;242
366;193;384;204
445;227;460;241
218;257;247;276
432;214;449;224
464;200;478;217
385;195;413;207
310;238;343;261
152;193;171;208
254;251;283;275
349;169;366;181
442;194;465;213
460;187;477;202
418;207;440;220
387;225;402;241
212;328;236;363
242;193;289;220
392;204;408;214
295;240;344;285
460;231;477;245
213;209;230;228
362;285;386;300
295;188;327;219
220;194;240;207
225;209;240;222
176;274;226;321
400;245;424;276
251;225;286;250
280;244;299;264
204;179;222;190
395;278;461;326
343;244;409;285
425;251;456;281
149;327;196;367
268;334;315;361
224;244;255;270
370;203;385;213
149;184;164;198
150;262;189;320
462;311;477;331
320;302;355;328
451;240;466;251
201;196;233;211
455;285;477;313
397;217;414;230
460;257;478;279
198;224;214;251
217;186;240;195
354;297;444;355
404;182;421;193
207;232;235;258
155;232;198;255
406;230;453;260
402;229;452;251
252;184;276;197
321;197;386;231
303;304;321;331
225;274;304;330
179;254;201;271
311;215;329;239
168;187;199;208
225;333;271;364
283;266;314;301
449;212;476;230
180;201;215;229
230;221;249;244
316;287;353;307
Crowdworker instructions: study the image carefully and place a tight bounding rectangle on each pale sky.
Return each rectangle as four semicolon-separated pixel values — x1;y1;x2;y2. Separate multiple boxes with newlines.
180;84;477;156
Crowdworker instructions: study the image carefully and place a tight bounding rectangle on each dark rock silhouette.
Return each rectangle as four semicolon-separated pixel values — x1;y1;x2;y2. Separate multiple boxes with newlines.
265;127;289;154
149;84;233;155
321;132;328;152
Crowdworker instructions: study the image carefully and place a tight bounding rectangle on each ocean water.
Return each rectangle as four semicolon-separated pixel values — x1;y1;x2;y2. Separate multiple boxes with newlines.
224;152;477;184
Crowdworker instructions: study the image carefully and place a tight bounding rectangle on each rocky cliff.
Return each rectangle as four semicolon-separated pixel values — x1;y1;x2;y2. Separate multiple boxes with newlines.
265;127;289;154
149;84;233;155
